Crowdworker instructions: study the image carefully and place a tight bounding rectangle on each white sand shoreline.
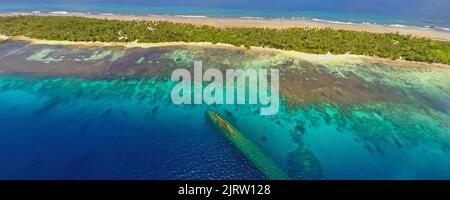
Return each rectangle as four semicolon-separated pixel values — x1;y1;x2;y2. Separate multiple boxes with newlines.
0;34;9;40
1;13;450;42
8;36;450;69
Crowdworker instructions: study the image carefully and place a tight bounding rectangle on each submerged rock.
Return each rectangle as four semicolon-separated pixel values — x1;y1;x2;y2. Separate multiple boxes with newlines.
286;147;325;180
207;110;290;180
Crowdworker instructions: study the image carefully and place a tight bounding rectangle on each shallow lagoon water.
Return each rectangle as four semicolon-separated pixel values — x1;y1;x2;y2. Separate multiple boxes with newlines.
0;40;449;179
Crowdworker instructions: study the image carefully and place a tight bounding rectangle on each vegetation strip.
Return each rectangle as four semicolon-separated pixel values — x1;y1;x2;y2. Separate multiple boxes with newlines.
0;16;449;65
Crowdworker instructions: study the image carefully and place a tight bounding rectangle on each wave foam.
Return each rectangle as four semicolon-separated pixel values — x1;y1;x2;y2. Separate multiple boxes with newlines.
49;11;69;15
436;27;450;32
388;24;409;28
240;16;264;20
174;15;207;18
48;11;87;16
311;18;355;25
99;13;115;16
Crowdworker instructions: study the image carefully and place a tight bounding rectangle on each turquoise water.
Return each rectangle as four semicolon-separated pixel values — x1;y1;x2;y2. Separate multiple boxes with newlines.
0;41;450;179
0;1;449;29
0;77;266;179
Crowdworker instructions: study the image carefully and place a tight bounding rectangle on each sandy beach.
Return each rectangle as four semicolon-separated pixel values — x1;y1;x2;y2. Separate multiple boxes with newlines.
2;13;450;42
9;35;450;70
9;35;363;62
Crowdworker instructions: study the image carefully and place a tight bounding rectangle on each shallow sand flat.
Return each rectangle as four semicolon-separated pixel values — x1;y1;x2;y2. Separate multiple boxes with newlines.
2;13;450;42
11;36;450;69
8;36;372;65
1;39;448;106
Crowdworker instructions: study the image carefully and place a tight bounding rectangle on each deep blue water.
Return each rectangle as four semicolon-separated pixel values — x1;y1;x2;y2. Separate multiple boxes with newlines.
0;78;266;180
0;0;449;29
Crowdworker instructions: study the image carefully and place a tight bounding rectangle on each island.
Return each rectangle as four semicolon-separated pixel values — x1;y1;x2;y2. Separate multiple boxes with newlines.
0;15;449;65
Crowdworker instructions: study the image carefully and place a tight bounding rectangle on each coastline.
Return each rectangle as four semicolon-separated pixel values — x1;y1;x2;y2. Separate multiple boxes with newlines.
8;36;450;69
1;13;450;42
0;35;9;42
7;36;369;63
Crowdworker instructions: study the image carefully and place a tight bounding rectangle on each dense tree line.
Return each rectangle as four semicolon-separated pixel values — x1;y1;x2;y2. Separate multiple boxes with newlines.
0;16;449;64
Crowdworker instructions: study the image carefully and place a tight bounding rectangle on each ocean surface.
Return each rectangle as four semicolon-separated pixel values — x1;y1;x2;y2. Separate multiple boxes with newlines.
0;40;449;180
0;0;449;30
